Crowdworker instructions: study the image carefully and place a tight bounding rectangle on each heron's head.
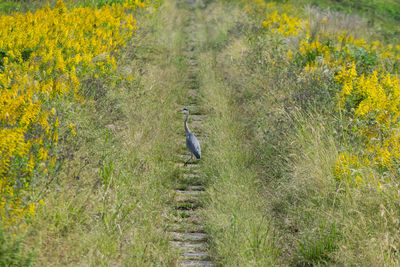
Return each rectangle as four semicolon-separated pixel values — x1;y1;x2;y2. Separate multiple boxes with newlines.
178;108;189;114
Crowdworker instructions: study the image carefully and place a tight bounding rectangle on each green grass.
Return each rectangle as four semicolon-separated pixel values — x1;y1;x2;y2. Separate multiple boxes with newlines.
0;1;20;13
304;0;400;23
2;0;192;265
190;2;280;265
189;0;400;265
2;0;400;265
0;0;60;14
223;0;400;265
0;230;33;266
296;0;400;42
297;222;338;265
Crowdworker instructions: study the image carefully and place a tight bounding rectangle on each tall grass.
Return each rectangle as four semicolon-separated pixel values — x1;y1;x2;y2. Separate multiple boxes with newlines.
234;0;400;265
200;51;279;266
193;0;400;265
294;0;400;42
191;2;280;265
1;0;192;265
2;0;398;265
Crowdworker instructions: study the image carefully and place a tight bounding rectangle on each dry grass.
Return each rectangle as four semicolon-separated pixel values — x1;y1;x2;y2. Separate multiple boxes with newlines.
305;5;373;40
3;0;399;265
18;1;192;265
192;2;280;266
196;1;400;266
242;2;400;265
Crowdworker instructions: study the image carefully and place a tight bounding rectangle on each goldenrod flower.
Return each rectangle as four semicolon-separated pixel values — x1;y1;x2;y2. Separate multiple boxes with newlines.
0;0;159;229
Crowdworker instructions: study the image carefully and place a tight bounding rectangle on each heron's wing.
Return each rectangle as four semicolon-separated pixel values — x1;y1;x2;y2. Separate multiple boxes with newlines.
193;135;201;158
186;133;201;159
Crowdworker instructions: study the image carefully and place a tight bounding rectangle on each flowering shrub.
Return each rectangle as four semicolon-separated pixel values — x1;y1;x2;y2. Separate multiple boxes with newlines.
243;0;306;36
243;0;400;186
334;152;362;185
262;11;304;36
0;0;157;229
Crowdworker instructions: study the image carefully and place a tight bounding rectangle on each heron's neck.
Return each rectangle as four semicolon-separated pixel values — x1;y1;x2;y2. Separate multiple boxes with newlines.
184;113;190;134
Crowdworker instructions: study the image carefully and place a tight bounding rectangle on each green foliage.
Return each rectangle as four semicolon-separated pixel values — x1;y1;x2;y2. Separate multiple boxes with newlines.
305;0;400;22
1;0;398;265
101;160;114;186
0;2;20;13
297;223;338;265
299;0;400;42
81;0;129;8
0;0;61;14
0;230;33;267
238;0;400;265
349;46;378;72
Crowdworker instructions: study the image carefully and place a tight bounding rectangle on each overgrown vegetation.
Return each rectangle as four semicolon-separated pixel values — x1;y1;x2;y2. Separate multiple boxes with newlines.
0;229;33;266
2;0;399;265
299;0;400;42
209;0;400;265
177;0;400;265
0;0;186;265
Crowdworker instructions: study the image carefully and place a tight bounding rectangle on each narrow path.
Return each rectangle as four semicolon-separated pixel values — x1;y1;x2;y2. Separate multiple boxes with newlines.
168;1;213;266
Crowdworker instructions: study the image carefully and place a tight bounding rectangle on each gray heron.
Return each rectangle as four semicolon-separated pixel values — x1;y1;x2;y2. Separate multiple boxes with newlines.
179;108;201;166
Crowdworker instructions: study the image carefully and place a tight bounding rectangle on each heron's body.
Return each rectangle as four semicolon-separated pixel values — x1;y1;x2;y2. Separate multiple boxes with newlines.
182;108;201;164
186;132;201;159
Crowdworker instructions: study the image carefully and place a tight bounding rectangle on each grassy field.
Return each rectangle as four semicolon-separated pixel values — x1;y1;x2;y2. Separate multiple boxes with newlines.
189;0;400;265
211;0;400;265
24;4;181;264
299;0;400;42
1;0;400;266
1;0;184;265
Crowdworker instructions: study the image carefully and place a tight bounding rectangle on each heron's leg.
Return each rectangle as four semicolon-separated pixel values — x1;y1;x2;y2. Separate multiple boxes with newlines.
184;154;193;166
184;158;189;166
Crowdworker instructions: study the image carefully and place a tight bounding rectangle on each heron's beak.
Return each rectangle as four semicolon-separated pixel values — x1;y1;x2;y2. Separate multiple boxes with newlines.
177;109;183;113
